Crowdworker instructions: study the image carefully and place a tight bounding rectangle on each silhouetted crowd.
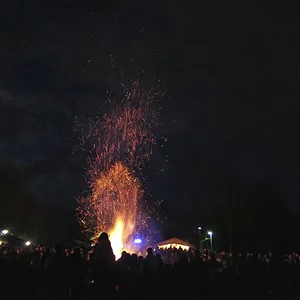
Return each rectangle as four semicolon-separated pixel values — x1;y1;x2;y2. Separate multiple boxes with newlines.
1;233;300;300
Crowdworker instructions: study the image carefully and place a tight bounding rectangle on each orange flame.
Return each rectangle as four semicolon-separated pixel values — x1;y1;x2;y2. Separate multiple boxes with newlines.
77;82;161;254
78;162;142;258
109;219;124;260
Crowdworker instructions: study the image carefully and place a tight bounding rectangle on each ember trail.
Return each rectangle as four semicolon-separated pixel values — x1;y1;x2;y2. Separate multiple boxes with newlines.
77;82;160;259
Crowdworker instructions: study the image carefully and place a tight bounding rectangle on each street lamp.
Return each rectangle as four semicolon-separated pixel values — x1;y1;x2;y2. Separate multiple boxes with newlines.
1;230;8;235
25;241;31;246
198;227;202;252
208;231;213;252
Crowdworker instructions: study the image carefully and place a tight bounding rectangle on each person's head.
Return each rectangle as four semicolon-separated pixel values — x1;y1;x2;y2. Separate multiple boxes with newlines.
131;253;138;261
147;247;153;256
98;232;109;243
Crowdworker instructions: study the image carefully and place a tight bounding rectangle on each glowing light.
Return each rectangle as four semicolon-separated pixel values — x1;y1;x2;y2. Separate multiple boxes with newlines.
110;219;125;260
25;241;31;246
198;227;202;230
208;231;213;236
134;238;142;244
1;230;8;235
158;243;190;251
76;81;162;258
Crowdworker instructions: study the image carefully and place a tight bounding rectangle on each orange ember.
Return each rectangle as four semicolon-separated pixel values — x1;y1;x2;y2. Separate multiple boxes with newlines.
77;82;161;258
78;162;142;258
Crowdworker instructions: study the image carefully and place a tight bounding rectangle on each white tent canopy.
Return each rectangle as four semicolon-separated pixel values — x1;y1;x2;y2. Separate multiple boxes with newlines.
156;237;194;251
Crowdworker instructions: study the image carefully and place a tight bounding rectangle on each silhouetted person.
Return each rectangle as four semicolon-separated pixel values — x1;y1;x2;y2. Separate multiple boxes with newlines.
45;243;69;300
91;232;115;297
70;248;87;300
156;253;164;269
130;253;139;272
116;250;129;271
41;246;52;268
93;232;115;265
206;253;220;292
142;248;158;275
141;248;158;299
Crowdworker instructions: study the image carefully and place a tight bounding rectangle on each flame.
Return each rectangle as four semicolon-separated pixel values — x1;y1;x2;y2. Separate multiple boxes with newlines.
110;219;124;260
79;162;141;258
76;82;162;253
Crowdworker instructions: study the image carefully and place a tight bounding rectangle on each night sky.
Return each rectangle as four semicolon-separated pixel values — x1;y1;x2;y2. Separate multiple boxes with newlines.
1;0;300;228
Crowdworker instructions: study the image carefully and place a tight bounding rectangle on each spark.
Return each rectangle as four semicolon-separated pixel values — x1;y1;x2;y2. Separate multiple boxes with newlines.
76;81;162;259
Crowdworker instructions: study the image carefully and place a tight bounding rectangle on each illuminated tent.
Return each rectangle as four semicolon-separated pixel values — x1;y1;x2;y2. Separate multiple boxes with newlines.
157;237;194;251
0;234;24;246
